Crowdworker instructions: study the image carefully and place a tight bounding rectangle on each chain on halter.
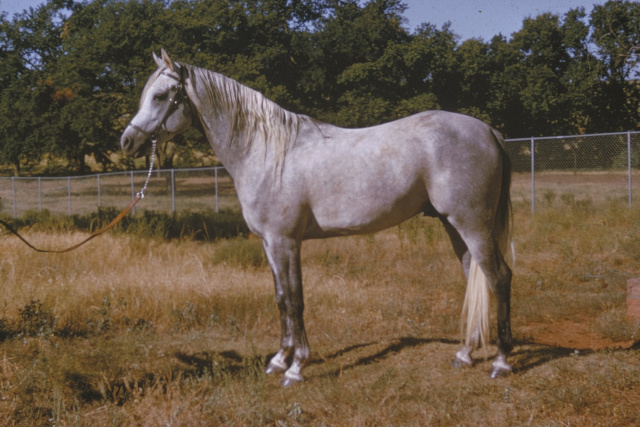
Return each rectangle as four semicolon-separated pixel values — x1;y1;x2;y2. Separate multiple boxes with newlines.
137;137;157;199
130;66;188;201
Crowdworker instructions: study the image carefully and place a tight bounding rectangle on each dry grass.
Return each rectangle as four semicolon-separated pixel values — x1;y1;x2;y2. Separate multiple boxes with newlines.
0;200;639;425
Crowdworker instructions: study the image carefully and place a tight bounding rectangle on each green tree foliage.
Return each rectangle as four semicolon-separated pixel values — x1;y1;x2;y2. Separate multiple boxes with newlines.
0;1;68;175
589;0;640;131
0;0;638;175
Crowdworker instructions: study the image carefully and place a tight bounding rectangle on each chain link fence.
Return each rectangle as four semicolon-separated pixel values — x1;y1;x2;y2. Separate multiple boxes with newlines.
0;167;240;217
1;131;638;217
505;131;639;212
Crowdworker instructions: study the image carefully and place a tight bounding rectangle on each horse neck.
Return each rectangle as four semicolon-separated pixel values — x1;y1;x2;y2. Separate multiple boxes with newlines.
187;67;298;179
198;108;256;176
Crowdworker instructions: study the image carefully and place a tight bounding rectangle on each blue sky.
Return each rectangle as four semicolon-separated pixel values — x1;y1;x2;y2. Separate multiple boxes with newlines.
402;0;603;41
1;0;605;42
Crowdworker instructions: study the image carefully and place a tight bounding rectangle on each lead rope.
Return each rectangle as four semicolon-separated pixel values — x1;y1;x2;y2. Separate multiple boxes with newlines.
0;139;157;253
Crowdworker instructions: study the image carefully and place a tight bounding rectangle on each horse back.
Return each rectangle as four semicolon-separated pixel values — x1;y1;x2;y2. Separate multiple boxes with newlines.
278;111;504;238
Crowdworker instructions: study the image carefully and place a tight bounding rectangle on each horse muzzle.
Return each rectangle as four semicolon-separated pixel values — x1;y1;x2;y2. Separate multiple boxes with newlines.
120;125;151;158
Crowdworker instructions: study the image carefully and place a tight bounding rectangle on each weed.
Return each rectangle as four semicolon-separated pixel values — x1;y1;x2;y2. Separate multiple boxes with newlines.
543;189;556;205
313;249;343;270
560;192;576;206
572;197;594;214
86;297;112;335
211;237;266;268
595;308;640;341
619;232;640;262
17;300;55;338
171;301;200;331
124;317;155;334
396;216;442;246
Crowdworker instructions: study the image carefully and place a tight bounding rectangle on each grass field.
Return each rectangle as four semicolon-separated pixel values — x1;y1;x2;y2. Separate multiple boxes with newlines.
0;200;639;425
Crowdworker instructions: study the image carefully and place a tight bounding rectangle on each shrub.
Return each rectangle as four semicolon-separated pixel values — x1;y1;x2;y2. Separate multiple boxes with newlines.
17;300;55;338
2;208;250;242
211;237;267;268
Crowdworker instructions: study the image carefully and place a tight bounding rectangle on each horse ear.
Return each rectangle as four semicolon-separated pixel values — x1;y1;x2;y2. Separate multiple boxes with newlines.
153;51;163;68
161;48;177;72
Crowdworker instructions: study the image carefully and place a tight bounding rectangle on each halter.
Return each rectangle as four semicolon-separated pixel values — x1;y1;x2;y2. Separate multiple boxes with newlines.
126;65;190;199
127;66;189;136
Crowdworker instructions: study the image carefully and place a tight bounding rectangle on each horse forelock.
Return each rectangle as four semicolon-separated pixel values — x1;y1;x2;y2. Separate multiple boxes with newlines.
186;65;300;173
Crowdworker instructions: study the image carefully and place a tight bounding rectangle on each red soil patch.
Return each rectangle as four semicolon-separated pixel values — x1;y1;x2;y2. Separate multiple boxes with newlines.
523;320;635;350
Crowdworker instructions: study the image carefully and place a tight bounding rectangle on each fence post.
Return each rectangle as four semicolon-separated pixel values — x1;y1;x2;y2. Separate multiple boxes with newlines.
171;169;176;212
67;177;72;215
38;177;42;211
214;167;219;212
130;171;135;214
531;136;536;214
11;177;16;218
97;174;101;208
628;131;632;207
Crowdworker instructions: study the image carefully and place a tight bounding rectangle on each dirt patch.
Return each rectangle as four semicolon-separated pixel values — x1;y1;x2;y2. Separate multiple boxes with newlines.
522;320;635;350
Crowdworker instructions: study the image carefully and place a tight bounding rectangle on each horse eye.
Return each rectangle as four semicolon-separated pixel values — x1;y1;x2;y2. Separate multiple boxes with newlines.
154;92;169;101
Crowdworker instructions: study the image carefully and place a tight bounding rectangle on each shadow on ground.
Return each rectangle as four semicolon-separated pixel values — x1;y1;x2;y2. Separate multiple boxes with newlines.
173;336;640;382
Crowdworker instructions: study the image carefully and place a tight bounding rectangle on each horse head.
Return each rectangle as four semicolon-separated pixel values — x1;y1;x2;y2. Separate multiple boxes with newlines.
120;49;192;157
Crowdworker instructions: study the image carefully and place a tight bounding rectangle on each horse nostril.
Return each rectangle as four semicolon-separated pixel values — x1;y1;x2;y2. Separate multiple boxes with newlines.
122;137;133;152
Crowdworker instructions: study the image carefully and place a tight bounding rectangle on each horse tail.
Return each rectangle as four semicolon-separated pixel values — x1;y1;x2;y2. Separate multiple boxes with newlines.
461;128;512;355
461;257;491;355
492;128;512;262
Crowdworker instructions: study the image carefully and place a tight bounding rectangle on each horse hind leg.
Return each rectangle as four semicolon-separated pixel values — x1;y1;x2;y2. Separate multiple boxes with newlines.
466;254;513;378
442;219;513;377
441;220;477;368
469;240;513;378
452;258;491;369
490;251;513;378
462;251;512;378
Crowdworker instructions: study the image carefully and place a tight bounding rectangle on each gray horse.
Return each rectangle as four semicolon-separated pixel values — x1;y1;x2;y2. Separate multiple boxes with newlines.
121;50;514;386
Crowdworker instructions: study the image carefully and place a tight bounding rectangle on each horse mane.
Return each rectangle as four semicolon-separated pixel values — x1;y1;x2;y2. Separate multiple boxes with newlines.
185;64;303;175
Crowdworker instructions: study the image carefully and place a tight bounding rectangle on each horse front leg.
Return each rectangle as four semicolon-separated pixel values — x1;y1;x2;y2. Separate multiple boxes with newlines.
262;236;309;386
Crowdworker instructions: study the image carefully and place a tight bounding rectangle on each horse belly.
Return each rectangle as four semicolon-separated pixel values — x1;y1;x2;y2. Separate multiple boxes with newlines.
308;175;428;237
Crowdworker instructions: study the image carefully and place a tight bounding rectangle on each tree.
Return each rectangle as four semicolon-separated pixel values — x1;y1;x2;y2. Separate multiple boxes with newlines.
0;2;69;174
510;13;572;136
1;0;640;176
53;0;169;170
561;7;602;134
589;0;640;131
294;0;410;126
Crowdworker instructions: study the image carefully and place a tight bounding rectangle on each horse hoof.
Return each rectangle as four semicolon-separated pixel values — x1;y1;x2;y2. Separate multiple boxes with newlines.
452;357;470;369
490;360;512;379
281;371;304;387
265;359;288;375
452;350;473;368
